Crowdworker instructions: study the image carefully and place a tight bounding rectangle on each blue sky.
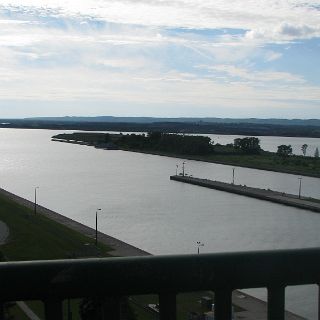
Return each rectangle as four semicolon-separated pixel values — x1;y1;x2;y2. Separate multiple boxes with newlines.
0;0;319;118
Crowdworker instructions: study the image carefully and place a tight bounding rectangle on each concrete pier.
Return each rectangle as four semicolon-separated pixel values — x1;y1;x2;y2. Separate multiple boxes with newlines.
171;175;320;213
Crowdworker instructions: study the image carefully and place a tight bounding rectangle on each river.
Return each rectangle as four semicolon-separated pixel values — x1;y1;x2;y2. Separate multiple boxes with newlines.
0;128;319;319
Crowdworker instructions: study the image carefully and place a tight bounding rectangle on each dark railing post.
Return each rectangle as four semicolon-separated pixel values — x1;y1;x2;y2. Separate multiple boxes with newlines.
268;286;285;320
318;284;320;320
0;302;4;320
214;289;232;320
44;299;63;320
159;293;176;320
67;298;72;320
101;297;121;320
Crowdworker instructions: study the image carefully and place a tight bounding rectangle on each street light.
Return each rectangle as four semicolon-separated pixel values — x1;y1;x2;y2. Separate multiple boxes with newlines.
232;168;235;185
298;177;302;199
196;241;204;254
95;208;102;246
176;164;179;176
182;161;186;176
34;187;39;214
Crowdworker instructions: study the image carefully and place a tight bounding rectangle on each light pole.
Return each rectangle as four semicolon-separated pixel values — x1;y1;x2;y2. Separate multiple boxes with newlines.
232;168;235;185
182;161;186;176
176;164;179;176
95;208;101;246
298;178;302;199
197;241;204;254
34;187;39;214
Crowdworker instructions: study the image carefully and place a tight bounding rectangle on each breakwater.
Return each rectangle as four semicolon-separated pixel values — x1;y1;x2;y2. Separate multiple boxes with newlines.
170;175;320;213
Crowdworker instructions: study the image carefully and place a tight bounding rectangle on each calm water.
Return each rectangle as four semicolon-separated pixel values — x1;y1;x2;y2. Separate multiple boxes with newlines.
0;128;320;319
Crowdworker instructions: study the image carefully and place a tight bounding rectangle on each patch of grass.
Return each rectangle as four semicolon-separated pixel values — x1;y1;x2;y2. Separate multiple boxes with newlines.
0;194;111;261
206;152;320;177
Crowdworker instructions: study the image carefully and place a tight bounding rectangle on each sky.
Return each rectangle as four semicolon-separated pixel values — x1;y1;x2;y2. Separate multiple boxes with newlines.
0;0;319;119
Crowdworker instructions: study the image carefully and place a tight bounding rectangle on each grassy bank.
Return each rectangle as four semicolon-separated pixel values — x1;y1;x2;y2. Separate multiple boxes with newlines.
120;148;320;178
0;192;112;319
0;193;110;261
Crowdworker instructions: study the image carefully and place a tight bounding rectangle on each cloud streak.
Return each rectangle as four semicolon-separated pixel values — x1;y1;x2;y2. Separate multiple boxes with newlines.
1;1;319;40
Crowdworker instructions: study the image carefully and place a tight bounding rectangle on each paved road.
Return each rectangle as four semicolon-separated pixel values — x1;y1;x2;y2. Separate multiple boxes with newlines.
0;220;9;245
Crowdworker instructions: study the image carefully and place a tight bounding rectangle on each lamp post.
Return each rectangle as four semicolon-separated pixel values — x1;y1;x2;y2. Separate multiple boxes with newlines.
176;164;179;176
298;178;302;199
232;168;235;185
34;187;39;214
182;161;186;177
197;241;204;254
95;208;101;246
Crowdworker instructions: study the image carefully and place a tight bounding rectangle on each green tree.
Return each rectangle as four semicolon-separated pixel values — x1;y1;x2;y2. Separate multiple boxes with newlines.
277;145;293;158
301;144;308;156
147;131;162;141
234;137;261;154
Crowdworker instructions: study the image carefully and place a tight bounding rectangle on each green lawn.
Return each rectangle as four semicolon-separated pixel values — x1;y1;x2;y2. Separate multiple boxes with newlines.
127;149;320;178
0;193;110;261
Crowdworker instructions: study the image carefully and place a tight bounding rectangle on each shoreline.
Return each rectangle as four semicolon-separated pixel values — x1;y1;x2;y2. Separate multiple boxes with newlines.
122;148;320;178
0;187;149;257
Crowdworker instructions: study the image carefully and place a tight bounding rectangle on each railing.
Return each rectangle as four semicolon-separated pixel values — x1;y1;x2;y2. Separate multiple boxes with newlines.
1;247;320;320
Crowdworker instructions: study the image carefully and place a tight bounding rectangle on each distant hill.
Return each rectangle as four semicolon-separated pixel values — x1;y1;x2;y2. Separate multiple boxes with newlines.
1;117;320;138
26;116;320;126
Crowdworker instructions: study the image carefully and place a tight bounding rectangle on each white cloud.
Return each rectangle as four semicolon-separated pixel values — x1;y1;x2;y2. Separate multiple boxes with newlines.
1;1;319;41
206;65;305;84
264;51;282;62
245;22;320;42
0;61;317;108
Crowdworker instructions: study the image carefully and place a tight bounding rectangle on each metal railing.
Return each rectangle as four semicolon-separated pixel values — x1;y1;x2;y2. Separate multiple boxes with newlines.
1;247;320;320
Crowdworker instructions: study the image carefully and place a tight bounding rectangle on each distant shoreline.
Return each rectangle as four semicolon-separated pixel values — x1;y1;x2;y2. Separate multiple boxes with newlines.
1;119;320;138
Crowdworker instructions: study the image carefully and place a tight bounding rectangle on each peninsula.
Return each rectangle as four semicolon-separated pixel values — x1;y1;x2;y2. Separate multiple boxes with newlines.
52;132;320;178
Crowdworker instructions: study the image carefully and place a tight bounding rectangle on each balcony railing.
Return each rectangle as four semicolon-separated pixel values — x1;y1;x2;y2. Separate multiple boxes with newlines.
1;247;320;320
